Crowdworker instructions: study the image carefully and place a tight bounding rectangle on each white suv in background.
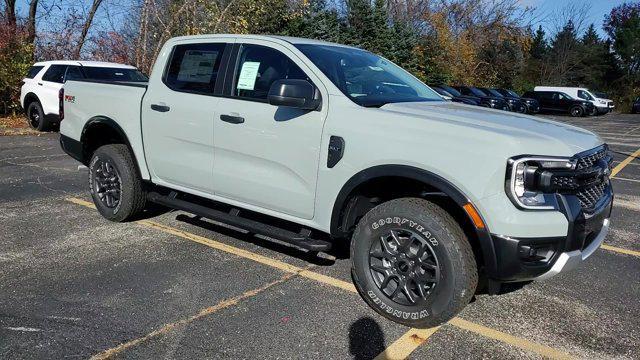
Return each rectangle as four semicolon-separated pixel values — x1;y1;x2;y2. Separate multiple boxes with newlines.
534;86;613;115
20;61;148;131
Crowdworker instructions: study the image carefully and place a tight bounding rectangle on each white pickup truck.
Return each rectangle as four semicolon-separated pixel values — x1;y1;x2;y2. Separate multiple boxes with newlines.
59;34;613;328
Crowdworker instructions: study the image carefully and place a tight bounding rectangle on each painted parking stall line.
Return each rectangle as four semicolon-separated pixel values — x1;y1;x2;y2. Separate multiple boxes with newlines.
611;147;640;177
66;197;575;360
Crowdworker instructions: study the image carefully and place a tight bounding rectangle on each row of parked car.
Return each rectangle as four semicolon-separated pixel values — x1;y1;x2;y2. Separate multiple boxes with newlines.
430;85;615;117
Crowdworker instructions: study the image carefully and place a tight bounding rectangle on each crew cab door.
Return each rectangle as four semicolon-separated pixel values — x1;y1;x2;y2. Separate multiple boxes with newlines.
141;41;231;194
212;40;327;220
537;92;555;111
554;92;573;111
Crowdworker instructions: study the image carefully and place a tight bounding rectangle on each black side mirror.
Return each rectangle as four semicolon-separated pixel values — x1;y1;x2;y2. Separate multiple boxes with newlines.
268;79;321;111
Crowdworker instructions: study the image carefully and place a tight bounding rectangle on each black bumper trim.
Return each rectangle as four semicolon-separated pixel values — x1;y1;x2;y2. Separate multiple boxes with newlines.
490;187;613;282
59;134;84;163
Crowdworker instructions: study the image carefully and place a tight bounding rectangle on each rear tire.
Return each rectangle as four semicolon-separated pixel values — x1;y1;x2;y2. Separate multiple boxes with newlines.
350;198;478;328
26;101;49;131
89;144;146;222
570;106;584;117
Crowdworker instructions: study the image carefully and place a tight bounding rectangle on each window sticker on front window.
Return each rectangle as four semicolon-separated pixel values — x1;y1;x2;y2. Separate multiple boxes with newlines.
177;50;219;83
237;61;260;90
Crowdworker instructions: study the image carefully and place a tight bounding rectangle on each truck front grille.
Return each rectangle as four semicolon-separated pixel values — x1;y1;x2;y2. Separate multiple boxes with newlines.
576;182;607;209
548;145;612;212
576;147;607;170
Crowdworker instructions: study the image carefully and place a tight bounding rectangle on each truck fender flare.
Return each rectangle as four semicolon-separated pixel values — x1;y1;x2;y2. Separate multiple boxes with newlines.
22;92;40;111
330;164;498;277
80;117;144;178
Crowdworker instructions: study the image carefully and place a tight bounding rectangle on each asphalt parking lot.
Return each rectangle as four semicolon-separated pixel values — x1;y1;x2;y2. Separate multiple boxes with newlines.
1;113;639;359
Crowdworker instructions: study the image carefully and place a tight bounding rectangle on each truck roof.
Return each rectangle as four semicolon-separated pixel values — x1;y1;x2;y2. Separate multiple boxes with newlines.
32;60;137;69
169;34;357;49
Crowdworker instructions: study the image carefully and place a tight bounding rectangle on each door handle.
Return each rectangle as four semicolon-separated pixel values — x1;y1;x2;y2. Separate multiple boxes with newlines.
150;104;170;112
220;114;245;124
37;82;43;86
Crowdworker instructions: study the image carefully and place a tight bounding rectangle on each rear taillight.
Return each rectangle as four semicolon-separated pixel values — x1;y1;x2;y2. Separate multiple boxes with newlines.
58;88;64;121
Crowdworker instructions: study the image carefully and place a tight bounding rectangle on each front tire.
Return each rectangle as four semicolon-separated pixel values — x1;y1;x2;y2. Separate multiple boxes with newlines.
350;198;478;328
89;144;146;222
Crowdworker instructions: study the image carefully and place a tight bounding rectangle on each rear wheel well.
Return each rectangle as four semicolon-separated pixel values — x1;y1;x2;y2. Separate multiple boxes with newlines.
23;93;40;113
333;175;485;270
81;121;129;165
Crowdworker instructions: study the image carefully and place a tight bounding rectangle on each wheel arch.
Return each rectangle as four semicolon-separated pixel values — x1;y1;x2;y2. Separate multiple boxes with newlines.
23;92;40;112
330;164;498;277
80;117;142;178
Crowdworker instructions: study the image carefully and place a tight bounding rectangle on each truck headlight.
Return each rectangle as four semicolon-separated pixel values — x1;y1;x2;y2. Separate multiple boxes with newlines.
506;157;575;210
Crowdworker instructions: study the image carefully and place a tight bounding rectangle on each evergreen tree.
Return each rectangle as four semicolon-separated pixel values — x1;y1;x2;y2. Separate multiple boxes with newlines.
548;20;581;85
530;26;548;60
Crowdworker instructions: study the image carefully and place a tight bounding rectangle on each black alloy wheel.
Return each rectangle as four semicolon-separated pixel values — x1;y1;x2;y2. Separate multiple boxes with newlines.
570;106;584;117
93;158;122;209
28;105;41;129
369;228;440;306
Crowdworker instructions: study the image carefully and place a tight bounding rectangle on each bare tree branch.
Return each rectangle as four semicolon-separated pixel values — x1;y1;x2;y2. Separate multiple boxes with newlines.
74;0;104;58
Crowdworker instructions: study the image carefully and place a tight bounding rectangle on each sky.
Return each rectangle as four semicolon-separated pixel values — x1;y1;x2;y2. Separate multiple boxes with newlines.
12;0;631;39
519;0;628;37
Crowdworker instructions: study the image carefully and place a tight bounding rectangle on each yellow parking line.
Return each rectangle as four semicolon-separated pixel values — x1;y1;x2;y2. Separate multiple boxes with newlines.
373;326;441;360
66;197;573;359
90;272;298;360
611;147;640;177
448;318;573;360
601;244;640;258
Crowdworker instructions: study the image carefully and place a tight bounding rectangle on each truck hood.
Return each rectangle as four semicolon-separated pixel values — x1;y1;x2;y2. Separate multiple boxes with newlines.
381;101;603;156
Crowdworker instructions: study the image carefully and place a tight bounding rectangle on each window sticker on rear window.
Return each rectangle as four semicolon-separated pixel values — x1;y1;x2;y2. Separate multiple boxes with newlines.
236;62;260;90
177;50;219;83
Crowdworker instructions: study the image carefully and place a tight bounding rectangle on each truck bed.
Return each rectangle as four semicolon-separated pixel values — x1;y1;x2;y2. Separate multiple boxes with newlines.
60;79;150;179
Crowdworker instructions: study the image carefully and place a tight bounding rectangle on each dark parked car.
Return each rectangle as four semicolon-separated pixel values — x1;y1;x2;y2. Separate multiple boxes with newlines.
435;85;486;106
454;86;510;110
522;90;595;117
494;88;540;114
632;97;640;114
478;87;526;113
430;85;481;106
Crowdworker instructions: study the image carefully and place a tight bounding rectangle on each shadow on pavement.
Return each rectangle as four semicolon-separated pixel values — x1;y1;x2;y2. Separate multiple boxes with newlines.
348;317;386;360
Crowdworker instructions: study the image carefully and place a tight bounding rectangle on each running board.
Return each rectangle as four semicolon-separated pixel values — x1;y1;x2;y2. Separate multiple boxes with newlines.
147;191;332;252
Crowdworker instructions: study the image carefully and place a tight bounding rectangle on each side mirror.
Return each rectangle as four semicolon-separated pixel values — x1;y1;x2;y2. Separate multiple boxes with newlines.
268;79;321;111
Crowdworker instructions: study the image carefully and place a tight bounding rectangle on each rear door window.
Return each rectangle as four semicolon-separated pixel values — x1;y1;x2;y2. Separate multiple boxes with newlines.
65;66;84;81
163;43;226;94
41;65;68;83
83;67;148;82
25;65;44;79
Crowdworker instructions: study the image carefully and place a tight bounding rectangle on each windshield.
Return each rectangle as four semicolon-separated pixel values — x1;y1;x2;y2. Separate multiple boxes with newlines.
82;67;148;82
433;87;453;97
506;89;521;98
594;92;608;98
467;87;487;97
482;88;504;97
439;85;462;97
296;44;442;107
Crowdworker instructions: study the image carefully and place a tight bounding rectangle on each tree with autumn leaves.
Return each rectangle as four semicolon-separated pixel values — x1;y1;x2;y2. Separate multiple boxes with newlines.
1;0;640;114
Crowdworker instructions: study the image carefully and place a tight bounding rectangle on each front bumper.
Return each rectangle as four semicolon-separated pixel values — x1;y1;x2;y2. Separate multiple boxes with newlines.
535;218;609;280
489;186;613;282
